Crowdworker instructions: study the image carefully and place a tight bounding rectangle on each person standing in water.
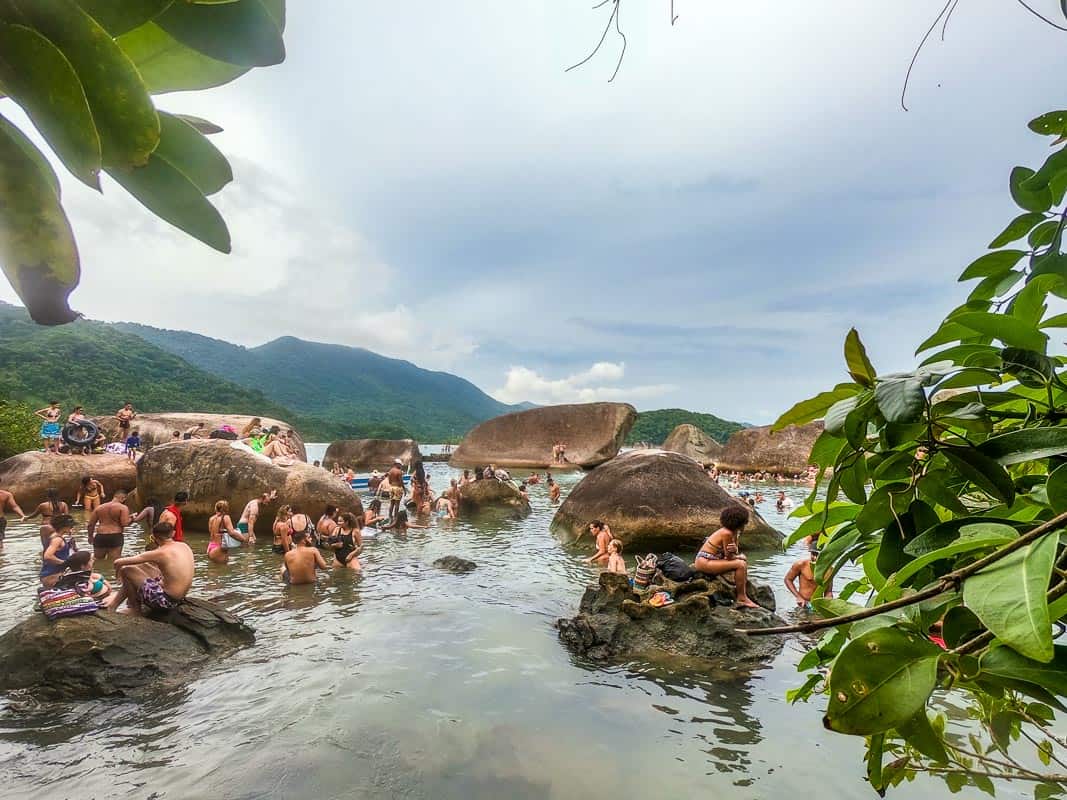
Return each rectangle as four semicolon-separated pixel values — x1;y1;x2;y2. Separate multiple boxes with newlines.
107;522;194;615
386;459;406;521
330;512;363;570
272;505;293;553
317;505;339;546
0;486;26;550
75;475;104;512
35;401;62;453
281;530;327;584
87;488;131;565
207;500;246;564
784;549;832;608
691;505;760;609
159;491;188;543
548;477;561;503
22;488;64;547
238;490;276;545
584;520;613;565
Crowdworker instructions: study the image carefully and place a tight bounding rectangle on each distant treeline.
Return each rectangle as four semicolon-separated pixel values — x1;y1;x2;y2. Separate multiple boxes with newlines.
626;409;745;447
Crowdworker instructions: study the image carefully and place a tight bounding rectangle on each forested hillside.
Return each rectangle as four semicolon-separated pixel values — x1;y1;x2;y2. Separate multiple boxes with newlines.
627;408;745;446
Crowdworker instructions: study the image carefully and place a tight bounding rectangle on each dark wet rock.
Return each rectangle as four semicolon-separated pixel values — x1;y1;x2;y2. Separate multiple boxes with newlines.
662;423;724;464
450;402;636;470
458;479;531;514
433;556;477;573
0;598;254;699
323;439;422;471
550;449;783;552
716;421;822;475
0;451;137;508
556;572;785;663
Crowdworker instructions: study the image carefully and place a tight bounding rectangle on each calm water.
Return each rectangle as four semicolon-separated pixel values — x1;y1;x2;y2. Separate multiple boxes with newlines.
0;447;1025;799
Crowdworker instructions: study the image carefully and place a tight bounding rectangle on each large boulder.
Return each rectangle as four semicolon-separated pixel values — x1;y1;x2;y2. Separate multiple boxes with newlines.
716;422;822;475
0;451;137;507
0;598;253;699
450;402;637;470
323;439;421;471
91;412;307;461
551;449;782;551
458;479;531;514
557;571;785;663
662;423;724;464
136;440;362;531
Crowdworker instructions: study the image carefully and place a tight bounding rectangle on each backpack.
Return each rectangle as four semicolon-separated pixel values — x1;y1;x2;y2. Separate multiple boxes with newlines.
657;552;696;583
634;554;658;589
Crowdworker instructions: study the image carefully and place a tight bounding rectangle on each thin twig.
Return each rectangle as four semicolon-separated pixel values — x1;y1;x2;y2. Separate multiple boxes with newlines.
566;0;626;82
940;0;962;40
914;766;1067;783
1020;729;1067;772
901;0;955;111
1014;0;1067;31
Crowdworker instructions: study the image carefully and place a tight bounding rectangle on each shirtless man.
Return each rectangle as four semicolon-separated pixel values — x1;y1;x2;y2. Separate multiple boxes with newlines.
548;477;561;503
281;530;327;584
107;522;194;616
784;549;833;608
238;490;276;544
115;402;136;442
35;401;61;453
386;459;406;521
584;520;613;564
87;488;132;564
0;487;26;550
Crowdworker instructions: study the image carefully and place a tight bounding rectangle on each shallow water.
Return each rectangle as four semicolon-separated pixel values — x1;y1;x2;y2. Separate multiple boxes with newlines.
0;448;1027;799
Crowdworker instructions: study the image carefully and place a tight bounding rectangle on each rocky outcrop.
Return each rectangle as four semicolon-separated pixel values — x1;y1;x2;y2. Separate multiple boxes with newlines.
551;450;782;551
0;598;253;699
662;424;724;464
0;452;137;507
557;571;785;663
136;440;362;531
323;439;422;471
716;422;822;475
91;412;307;461
458;479;531;514
433;556;477;573
450;402;637;470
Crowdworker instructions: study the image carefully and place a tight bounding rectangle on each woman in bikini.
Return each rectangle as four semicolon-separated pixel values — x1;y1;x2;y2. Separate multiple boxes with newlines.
272;505;293;554
692;505;760;608
330;512;363;570
287;504;315;545
317;505;339;548
410;462;431;516
207;500;246;564
40;514;78;588
76;475;104;512
362;499;383;537
35;401;62;453
24;488;69;546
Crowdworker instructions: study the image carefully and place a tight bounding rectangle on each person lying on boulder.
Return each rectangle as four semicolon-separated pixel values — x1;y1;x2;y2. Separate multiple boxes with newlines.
691;505;761;609
106;522;194;616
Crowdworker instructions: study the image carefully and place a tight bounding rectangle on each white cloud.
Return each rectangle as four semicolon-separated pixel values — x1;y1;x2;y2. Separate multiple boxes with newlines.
492;362;676;405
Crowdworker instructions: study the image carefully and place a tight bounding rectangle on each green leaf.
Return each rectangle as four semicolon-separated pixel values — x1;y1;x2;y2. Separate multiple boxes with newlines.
865;734;885;794
952;312;1049;352
0;113;79;324
969;269;1025;302
905;518;1020;556
917;470;969;514
72;0;172;35
838;454;868;504
942;606;983;648
959;249;1027;280
989;212;1047;248
773;383;859;431
1011;166;1054;213
787;504;859;547
824;395;859;436
107;155;230;252
921;344;1001;369
0;22;101;189
117;21;249;93
1023;147;1067;195
855;484;911;535
823;626;941;735
916;322;983;354
1029;110;1067;137
886;524;1017;589
174;114;222;135
156;0;284;67
943;447;1015;504
1045;463;1067;514
1029;219;1061;248
964;534;1057;662
978;427;1067;465
1002;347;1055;388
980;644;1067;697
1040;312;1067;329
874;378;925;424
15;0;160;168
1012;274;1062;326
844;328;876;386
808;430;848;469
155;111;232;195
897;709;949;763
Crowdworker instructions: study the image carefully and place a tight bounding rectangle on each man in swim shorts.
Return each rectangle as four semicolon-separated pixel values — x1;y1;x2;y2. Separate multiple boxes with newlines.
107;522;194;616
239;490;277;544
88;488;132;565
0;487;26;550
386;459;406;521
34;401;62;453
115;402;136;441
281;530;327;585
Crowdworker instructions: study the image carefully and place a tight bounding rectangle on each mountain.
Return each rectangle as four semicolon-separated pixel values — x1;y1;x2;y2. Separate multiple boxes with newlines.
625;408;746;446
113;323;517;441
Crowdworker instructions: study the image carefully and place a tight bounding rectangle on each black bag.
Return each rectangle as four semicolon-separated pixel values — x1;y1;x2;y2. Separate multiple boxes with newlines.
209;429;238;440
657;552;696;582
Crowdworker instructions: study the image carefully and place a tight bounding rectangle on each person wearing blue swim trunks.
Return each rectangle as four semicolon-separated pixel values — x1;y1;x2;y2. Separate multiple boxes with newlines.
34;401;62;453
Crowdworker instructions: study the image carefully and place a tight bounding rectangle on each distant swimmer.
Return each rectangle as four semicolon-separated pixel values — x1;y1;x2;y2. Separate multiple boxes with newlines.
35;401;62;453
107;522;194;615
691;505;760;609
606;539;627;575
382;509;427;533
87;488;132;564
784;549;833;609
776;491;794;512
281;530;327;584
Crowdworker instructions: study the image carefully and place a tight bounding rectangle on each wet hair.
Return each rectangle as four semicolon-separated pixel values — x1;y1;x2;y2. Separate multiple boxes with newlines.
720;505;750;532
590;520;604;531
153;521;175;539
174;491;189;504
369;499;382;512
289;504;301;515
395;510;409;525
275;504;292;522
313;461;321;468
414;461;427;486
609;539;623;554
46;487;60;514
80;476;92;487
340;512;359;528
52;514;75;532
291;529;307;544
63;551;92;571
323;504;337;518
215;500;229;514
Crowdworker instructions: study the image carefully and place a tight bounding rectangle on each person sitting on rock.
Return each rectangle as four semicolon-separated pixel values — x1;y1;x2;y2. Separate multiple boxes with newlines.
584;520;612;565
106;522;194;615
281;530;327;584
692;505;760;609
606;539;627;575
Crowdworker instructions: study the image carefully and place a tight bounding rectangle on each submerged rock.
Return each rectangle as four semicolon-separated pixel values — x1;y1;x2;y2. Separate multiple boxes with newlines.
323;439;422;471
0;598;254;699
662;423;724;464
716;422;823;475
551;449;783;552
556;572;785;664
0;451;137;507
136;440;362;531
450;402;637;470
433;556;477;573
458;479;531;514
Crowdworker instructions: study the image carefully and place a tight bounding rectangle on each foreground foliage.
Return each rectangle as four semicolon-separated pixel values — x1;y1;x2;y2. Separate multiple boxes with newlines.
0;0;286;324
773;107;1067;795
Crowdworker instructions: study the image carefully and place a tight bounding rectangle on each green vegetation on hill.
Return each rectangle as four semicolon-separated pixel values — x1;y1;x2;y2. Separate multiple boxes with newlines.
0;399;39;460
627;408;745;446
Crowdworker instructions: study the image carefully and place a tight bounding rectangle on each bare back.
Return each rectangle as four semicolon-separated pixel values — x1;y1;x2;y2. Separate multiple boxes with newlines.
284;547;325;584
93;500;131;534
145;540;195;600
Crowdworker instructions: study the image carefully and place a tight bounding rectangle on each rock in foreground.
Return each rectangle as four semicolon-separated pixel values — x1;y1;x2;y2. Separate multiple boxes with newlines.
716;421;823;475
557;572;785;664
0;452;137;507
450;402;637;470
323;439;421;471
433;556;477;573
551;450;782;552
662;423;724;464
136;440;362;531
0;598;254;699
458;479;531;514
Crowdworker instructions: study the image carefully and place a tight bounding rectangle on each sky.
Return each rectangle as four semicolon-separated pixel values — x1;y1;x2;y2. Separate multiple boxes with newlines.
4;1;1067;424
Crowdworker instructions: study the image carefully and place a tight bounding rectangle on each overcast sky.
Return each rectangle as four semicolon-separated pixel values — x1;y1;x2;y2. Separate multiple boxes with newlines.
4;1;1067;424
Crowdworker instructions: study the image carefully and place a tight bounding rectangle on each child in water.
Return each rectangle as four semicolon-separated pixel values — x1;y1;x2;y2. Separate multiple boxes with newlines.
606;539;626;575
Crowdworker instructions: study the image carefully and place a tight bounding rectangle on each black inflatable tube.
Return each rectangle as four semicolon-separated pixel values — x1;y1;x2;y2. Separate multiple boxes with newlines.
62;420;99;447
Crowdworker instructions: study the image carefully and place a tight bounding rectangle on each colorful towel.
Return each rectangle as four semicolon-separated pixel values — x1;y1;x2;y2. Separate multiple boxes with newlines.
39;588;99;619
